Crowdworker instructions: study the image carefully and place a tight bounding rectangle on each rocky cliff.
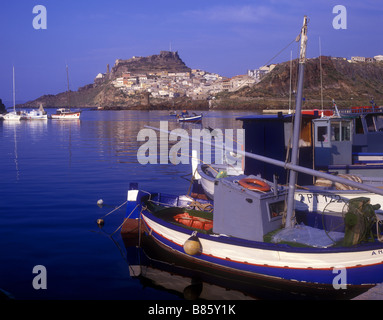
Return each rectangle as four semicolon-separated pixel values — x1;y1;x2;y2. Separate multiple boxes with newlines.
108;51;190;78
19;51;196;109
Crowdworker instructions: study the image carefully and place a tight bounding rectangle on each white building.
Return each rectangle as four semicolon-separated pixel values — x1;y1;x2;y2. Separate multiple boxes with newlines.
351;56;366;63
248;64;276;82
374;55;383;61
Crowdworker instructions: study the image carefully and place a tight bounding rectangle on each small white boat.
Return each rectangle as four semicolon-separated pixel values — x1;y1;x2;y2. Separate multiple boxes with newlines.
22;105;48;120
50;65;81;120
177;113;203;123
3;112;21;121
50;108;81;120
4;67;21;121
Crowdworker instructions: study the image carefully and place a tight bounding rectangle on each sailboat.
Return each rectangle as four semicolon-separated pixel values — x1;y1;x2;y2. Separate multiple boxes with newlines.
3;67;21;121
51;64;81;120
120;17;383;297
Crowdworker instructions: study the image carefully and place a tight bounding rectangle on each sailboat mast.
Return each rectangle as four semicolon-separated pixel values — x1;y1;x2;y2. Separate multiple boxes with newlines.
284;16;308;228
13;66;16;112
66;64;70;107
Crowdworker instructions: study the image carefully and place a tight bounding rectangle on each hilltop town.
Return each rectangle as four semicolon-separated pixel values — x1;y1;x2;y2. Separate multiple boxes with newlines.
18;51;383;110
94;51;257;102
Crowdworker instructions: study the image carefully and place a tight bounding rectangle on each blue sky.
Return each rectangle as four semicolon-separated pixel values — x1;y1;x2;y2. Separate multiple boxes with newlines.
0;0;382;106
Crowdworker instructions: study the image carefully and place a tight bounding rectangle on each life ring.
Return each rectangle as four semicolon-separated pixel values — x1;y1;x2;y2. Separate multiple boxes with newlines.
238;178;271;192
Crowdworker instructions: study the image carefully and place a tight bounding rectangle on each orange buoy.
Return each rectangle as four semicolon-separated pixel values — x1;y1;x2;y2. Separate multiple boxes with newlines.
238;178;271;192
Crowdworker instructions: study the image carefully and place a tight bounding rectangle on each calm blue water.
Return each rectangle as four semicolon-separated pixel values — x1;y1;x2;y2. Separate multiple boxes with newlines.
0;109;253;300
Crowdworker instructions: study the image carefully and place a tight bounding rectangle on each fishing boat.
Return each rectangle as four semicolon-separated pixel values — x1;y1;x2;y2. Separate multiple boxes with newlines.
22;104;48;120
120;17;383;296
3;67;21;121
177;112;203;123
195;150;244;200
50;108;81;120
339;102;383;164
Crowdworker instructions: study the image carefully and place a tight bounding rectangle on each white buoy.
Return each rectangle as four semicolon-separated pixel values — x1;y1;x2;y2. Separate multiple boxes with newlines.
97;199;104;207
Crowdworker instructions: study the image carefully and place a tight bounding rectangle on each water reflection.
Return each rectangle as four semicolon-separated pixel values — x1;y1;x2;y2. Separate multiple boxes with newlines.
87;110;251;166
123;235;257;300
122;233;364;300
2;121;21;181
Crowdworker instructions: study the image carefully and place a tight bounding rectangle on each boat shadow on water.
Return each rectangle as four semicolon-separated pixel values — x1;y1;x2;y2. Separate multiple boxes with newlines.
122;233;368;300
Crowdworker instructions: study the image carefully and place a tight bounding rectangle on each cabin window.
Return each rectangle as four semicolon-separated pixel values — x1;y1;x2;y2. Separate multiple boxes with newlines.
341;122;351;141
268;200;285;221
375;115;383;132
365;115;375;132
331;122;340;141
317;126;328;142
330;121;351;141
355;117;364;134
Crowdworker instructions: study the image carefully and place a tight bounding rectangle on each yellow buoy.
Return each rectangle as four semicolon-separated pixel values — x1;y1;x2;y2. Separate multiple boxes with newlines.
183;234;202;256
96;219;104;227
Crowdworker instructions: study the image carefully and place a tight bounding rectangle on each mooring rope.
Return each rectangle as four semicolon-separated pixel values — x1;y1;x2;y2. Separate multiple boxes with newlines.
97;199;128;223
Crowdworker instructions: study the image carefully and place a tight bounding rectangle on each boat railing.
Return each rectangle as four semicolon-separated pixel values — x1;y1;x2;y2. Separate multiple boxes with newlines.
340;106;383;115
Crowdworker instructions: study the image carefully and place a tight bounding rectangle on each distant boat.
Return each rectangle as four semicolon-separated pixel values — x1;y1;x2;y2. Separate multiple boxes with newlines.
50;108;81;120
22;104;48;120
3;67;21;121
50;64;81;120
177;112;203;123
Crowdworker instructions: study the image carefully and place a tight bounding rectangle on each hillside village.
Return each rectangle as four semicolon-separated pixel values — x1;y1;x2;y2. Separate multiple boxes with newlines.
94;52;383;101
18;51;383;110
94;55;258;100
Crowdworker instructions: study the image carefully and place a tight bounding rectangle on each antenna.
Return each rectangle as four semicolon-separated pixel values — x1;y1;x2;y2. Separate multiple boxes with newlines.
319;37;324;115
288;50;292;114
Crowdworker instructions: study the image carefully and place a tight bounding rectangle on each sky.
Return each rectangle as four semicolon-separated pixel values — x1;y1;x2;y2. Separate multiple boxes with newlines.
0;0;382;106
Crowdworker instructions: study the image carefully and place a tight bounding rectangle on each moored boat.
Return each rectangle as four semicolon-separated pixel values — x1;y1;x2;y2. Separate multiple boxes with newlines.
119;16;383;297
3;67;21;121
22;105;48;120
50;108;81;120
177;112;203;123
3;112;21;121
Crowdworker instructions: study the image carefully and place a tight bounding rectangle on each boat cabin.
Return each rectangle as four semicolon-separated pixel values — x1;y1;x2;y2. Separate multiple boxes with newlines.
237;112;363;185
312;117;353;170
237;112;320;185
213;175;287;242
341;106;383;154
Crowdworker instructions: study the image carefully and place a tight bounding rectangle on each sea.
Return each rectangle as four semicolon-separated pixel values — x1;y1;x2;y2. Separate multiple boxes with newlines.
0;109;256;300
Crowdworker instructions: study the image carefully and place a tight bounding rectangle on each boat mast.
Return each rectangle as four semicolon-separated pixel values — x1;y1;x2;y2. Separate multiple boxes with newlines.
13;66;16;112
284;16;308;228
66;64;70;108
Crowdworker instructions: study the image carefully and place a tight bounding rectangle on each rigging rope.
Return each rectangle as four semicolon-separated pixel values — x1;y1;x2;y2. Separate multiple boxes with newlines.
262;36;299;67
